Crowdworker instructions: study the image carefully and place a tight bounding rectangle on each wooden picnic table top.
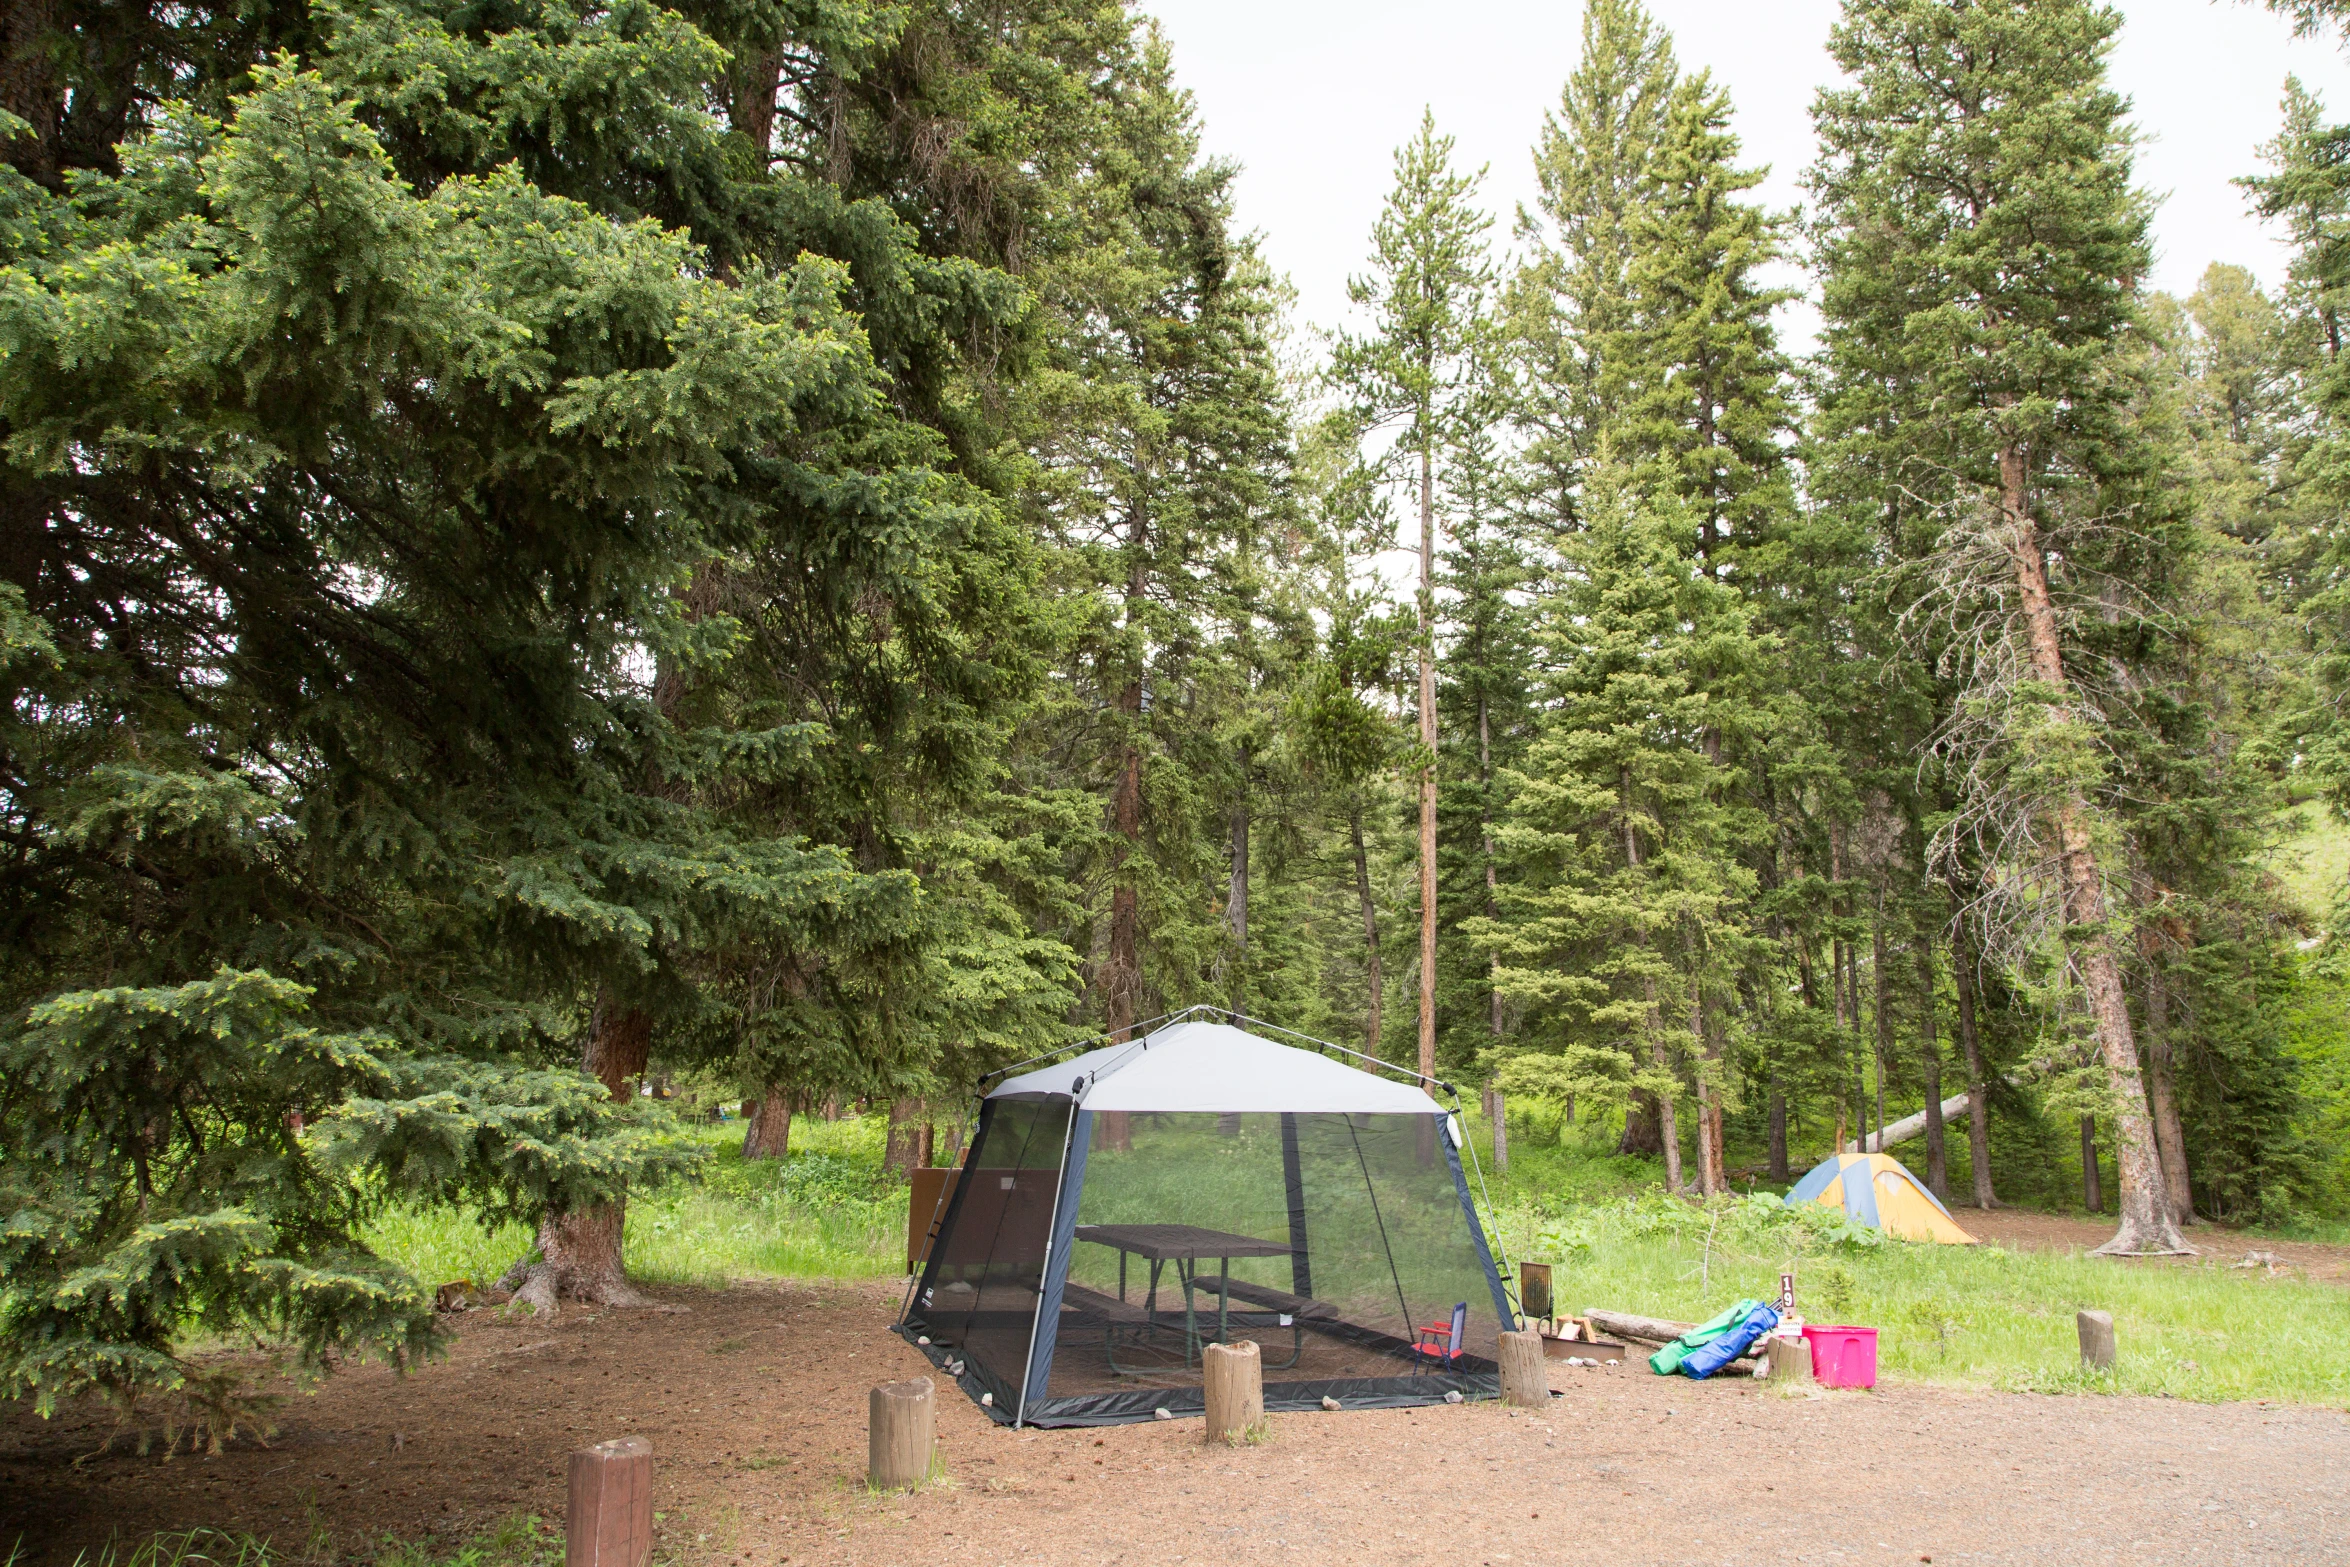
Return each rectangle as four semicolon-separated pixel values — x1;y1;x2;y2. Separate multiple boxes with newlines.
1073;1222;1294;1261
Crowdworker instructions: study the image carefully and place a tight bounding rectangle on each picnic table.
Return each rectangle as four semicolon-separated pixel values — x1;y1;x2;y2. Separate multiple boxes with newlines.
1073;1223;1295;1368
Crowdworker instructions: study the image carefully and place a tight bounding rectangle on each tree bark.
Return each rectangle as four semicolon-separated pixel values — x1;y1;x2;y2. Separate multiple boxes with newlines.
1652;1035;1683;1194
885;1100;932;1175
1417;445;1439;1094
1620;771;1680;1188
743;1086;793;1160
1490;1085;1508;1174
1693;983;1723;1197
1999;453;2185;1253
1227;792;1249;1014
1952;916;1999;1208
1768;1077;1789;1183
501;1000;655;1311
2080;1113;2101;1213
1870;916;1891;1152
2143;959;2195;1226
1482;694;1503;1043
1616;1091;1663;1156
1916;925;1949;1201
1349;797;1383;1063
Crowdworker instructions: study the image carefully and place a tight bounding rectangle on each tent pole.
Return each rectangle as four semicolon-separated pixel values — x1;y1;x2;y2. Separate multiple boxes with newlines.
1013;1098;1082;1429
1450;1083;1518;1319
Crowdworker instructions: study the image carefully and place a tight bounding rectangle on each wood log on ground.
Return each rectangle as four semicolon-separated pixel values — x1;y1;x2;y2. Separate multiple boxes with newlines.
1764;1335;1812;1384
566;1437;653;1567
2077;1310;2116;1370
1203;1339;1264;1442
1582;1308;1760;1371
1497;1329;1548;1407
868;1377;935;1489
1844;1093;1973;1154
1584;1309;1697;1345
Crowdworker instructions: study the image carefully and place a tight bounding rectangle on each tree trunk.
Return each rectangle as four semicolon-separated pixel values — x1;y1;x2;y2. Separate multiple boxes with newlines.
0;0;63;186
1620;772;1679;1188
1617;1091;1663;1156
2144;960;2195;1226
1349;798;1383;1063
500;1000;654;1312
743;1086;793;1160
1693;984;1723;1197
2080;1113;2101;1213
885;1100;932;1175
1916;926;1949;1202
1417;445;1439;1093
1227;793;1249;1014
1952;917;1999;1208
1482;695;1503;1043
1768;1077;1789;1183
1870;916;1891;1152
1999;453;2185;1254
1653;1035;1683;1194
1100;684;1143;1153
1490;1085;1508;1175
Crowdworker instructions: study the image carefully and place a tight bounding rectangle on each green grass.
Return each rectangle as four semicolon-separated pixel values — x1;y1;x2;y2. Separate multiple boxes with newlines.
365;1114;907;1291
1494;1192;2350;1407
362;1105;2349;1411
7;1512;557;1567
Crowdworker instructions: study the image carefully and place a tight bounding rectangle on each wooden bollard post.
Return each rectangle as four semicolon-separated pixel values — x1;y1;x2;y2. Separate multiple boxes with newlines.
1203;1339;1264;1442
2077;1310;2116;1370
1765;1333;1811;1384
868;1376;935;1489
566;1437;653;1567
1497;1328;1548;1408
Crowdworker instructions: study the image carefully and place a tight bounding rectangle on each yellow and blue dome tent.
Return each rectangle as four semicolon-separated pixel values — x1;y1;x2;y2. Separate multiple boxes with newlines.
1784;1152;1975;1244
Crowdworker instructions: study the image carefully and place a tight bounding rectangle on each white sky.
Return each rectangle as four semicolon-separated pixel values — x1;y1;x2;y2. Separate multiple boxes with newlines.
1139;0;2350;347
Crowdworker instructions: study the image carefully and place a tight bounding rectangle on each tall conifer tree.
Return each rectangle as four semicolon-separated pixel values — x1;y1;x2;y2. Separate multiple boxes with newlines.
1809;0;2188;1253
1330;113;1494;1091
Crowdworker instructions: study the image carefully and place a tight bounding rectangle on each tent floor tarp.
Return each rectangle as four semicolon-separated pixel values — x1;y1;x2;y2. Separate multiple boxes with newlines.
892;1322;1499;1427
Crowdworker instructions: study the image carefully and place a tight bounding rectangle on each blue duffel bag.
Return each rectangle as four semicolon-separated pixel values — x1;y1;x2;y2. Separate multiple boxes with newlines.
1678;1302;1780;1379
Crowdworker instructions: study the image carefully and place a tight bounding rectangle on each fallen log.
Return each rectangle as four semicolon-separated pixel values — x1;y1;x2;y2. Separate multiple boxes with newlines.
1583;1308;1760;1372
1584;1309;1695;1345
1843;1093;1973;1154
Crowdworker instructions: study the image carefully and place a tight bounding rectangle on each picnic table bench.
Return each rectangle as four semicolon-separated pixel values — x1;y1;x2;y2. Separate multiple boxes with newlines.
1072;1223;1298;1372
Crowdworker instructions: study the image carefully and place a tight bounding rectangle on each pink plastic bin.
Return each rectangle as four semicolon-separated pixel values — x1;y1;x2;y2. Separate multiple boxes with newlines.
1801;1325;1878;1389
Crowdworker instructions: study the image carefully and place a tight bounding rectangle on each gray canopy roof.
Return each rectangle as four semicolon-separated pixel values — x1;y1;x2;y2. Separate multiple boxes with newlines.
987;1019;1442;1115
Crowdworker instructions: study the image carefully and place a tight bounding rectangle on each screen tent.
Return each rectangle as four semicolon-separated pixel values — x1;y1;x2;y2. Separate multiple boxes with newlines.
896;1014;1516;1427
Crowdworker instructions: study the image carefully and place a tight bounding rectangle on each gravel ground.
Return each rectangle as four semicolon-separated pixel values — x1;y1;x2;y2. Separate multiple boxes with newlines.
4;1278;2346;1566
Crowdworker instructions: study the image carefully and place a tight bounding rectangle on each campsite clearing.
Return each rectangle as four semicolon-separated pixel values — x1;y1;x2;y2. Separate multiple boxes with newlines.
6;1279;2348;1566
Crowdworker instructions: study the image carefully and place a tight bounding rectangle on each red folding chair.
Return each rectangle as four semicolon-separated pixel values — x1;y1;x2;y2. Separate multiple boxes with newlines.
1413;1301;1468;1373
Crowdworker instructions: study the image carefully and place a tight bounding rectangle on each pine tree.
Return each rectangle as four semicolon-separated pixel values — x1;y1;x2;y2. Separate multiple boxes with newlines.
1808;0;2188;1253
1330;111;1494;1092
1025;25;1295;1073
1509;0;1679;530
1607;71;1797;572
1475;461;1764;1194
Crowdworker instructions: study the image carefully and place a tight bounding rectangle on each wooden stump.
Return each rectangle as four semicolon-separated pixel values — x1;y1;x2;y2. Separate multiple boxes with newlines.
2077;1310;2116;1370
1203;1339;1264;1443
566;1437;653;1567
1497;1328;1548;1408
868;1377;935;1489
1765;1334;1811;1385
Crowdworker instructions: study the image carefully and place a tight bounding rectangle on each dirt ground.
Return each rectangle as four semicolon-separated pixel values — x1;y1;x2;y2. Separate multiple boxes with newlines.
1958;1208;2350;1286
6;1276;2350;1567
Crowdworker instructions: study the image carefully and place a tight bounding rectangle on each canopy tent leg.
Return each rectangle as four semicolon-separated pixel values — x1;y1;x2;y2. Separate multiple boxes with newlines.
1015;1106;1090;1428
1279;1111;1313;1296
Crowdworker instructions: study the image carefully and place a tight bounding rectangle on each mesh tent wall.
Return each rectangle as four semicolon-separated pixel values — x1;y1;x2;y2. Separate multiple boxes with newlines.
897;1016;1516;1427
